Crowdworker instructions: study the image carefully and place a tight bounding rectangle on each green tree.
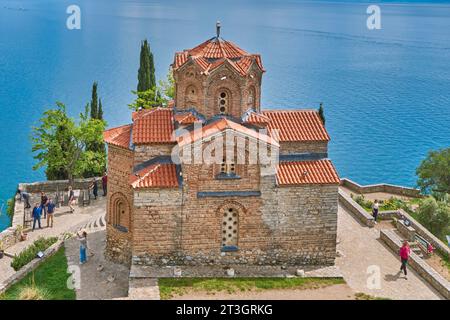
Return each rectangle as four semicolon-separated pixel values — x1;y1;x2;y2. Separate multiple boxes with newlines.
128;88;165;111
90;82;99;119
137;39;156;92
318;103;325;125
98;98;103;121
158;68;175;100
32;102;106;183
129;69;175;111
416;147;450;196
417;197;450;239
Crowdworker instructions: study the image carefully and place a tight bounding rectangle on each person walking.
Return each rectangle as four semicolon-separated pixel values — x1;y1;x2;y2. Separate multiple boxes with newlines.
399;240;411;279
89;179;98;200
77;231;88;264
32;203;42;231
102;172;107;196
68;186;75;213
372;199;379;223
40;191;48;219
47;198;56;228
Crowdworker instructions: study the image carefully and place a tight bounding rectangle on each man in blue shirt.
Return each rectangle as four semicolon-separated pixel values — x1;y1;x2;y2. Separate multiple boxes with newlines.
32;203;42;231
47;198;56;228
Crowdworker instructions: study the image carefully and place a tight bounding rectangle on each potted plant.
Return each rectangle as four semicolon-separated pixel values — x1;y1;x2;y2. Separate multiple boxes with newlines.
16;225;27;241
0;240;4;259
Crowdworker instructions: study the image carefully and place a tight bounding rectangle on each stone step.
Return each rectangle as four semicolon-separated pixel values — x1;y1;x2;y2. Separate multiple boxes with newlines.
128;278;160;300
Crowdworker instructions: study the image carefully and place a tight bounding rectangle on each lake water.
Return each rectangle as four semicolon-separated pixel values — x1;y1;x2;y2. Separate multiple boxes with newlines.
1;0;450;230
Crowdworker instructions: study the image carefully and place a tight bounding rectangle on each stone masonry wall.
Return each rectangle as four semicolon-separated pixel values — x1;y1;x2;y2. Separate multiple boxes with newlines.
133;144;175;166
279;141;328;154
131;165;338;267
105;145;134;265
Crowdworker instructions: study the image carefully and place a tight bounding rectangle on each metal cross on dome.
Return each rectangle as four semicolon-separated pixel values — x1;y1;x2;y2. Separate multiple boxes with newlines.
216;21;221;38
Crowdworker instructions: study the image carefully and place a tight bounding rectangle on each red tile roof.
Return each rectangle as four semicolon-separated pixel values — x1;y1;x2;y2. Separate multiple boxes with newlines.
174;111;201;125
262;110;330;142
130;163;179;189
177;118;279;148
243;111;271;125
103;124;132;149
277;160;340;186
173;37;264;76
132;108;175;144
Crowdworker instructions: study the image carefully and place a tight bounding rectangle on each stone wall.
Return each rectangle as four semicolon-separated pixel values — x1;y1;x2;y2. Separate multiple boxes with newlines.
380;229;449;299
338;189;375;227
105;145;134;265
340;178;421;198
397;209;450;259
279;141;328;155
19;178;99;193
131;169;338;267
133;144;175;166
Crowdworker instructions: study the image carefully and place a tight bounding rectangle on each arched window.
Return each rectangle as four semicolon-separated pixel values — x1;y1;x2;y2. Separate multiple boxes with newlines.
217;91;229;114
221;207;238;248
109;193;129;232
185;85;198;108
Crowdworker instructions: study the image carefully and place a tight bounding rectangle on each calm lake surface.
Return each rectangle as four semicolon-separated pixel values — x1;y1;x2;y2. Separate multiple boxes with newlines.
1;0;450;230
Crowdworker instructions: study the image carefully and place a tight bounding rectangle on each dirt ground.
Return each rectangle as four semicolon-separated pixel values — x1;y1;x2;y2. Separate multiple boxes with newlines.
424;255;450;282
170;283;356;300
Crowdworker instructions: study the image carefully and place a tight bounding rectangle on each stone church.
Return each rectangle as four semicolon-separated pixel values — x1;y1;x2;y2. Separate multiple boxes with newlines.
104;25;340;269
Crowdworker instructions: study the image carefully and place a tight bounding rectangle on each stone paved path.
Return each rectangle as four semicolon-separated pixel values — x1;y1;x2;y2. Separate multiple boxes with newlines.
0;198;106;284
336;204;443;300
65;230;129;300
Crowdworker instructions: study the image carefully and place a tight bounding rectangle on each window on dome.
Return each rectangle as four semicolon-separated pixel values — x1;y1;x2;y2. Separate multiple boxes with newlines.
218;91;228;114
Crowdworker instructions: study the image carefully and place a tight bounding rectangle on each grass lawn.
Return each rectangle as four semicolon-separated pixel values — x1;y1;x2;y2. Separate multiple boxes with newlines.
354;292;390;300
159;277;345;300
0;247;76;300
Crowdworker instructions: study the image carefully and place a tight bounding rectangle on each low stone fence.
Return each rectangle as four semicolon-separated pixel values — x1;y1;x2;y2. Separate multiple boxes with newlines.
0;239;65;294
19;177;101;193
340;178;421;198
338;189;374;227
397;209;450;259
380;229;450;299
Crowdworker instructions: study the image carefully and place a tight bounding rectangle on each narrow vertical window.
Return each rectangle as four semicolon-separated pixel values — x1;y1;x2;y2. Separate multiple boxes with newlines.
222;207;238;249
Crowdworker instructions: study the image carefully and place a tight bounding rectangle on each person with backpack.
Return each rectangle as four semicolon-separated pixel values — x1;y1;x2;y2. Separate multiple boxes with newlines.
47;198;56;228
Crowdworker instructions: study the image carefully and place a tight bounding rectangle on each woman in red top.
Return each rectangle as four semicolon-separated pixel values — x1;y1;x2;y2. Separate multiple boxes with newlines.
399;240;411;279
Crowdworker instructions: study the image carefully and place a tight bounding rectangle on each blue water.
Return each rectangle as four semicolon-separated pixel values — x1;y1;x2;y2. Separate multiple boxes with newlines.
1;0;450;230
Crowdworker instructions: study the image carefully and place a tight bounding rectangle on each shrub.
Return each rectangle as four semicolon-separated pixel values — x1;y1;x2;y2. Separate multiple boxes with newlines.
416;197;450;240
18;285;49;300
11;237;58;271
352;195;373;210
5;196;15;227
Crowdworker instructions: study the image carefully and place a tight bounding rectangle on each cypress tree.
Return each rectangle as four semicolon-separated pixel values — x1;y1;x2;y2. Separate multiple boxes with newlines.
137;39;156;92
318;103;325;125
90;82;99;119
98;99;103;121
